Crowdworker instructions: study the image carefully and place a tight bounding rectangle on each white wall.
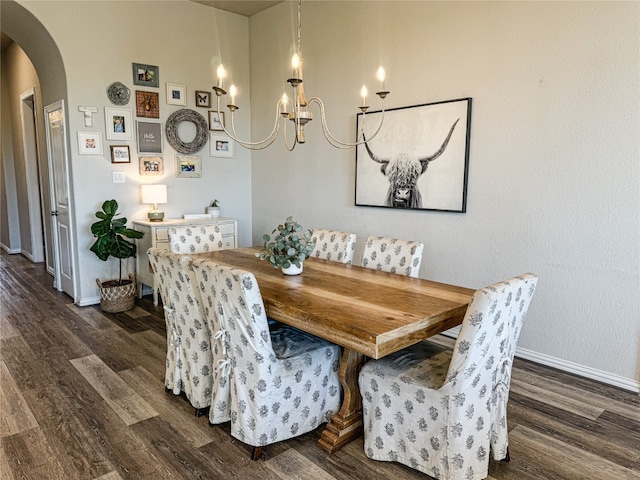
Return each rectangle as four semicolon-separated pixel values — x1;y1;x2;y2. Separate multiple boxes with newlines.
16;0;253;304
249;2;640;387
0;49;22;253
2;43;44;261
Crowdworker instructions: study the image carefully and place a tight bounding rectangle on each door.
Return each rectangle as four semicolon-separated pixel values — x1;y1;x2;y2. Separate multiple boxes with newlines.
44;100;75;299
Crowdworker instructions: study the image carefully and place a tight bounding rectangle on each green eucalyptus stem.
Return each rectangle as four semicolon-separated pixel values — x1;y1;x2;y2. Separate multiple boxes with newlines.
255;216;316;270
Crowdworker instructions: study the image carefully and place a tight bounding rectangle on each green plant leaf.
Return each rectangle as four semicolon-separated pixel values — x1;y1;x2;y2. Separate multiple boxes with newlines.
90;199;143;283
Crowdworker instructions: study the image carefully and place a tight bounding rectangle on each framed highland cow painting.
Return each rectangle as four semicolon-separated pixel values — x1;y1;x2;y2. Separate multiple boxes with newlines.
355;98;471;213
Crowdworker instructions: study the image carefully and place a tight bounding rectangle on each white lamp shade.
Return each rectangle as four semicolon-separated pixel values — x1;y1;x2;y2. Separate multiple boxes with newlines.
141;184;167;205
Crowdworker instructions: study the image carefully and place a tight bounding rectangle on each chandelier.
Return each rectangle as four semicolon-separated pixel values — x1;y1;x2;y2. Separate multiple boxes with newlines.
212;0;390;151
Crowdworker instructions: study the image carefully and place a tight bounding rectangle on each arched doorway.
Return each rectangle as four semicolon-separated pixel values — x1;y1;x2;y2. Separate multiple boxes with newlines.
1;0;76;301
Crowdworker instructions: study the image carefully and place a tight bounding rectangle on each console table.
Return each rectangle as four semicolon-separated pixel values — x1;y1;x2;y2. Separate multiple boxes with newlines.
132;217;237;305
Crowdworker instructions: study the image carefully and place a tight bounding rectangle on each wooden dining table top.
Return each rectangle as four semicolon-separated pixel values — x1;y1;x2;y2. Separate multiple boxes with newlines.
193;247;475;359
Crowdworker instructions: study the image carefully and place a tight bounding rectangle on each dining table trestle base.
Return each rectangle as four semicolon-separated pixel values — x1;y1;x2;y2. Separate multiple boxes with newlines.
318;348;365;453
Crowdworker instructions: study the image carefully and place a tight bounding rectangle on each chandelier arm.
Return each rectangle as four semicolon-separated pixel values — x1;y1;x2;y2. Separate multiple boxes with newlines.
282;116;297;151
214;97;282;149
308;97;387;148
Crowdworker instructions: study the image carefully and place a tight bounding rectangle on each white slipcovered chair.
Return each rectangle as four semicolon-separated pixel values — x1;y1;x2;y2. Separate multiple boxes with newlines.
360;235;424;278
191;259;342;459
358;274;538;480
147;248;213;416
310;229;357;264
168;224;224;254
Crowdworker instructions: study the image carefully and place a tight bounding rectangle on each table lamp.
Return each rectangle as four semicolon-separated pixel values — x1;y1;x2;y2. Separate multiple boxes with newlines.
141;184;167;222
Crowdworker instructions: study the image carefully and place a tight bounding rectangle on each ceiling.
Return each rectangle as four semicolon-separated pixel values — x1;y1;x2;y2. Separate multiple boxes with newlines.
191;1;283;17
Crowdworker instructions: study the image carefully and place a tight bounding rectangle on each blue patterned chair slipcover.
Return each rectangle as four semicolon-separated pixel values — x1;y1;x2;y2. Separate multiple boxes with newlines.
360;235;425;278
358;274;538;480
147;248;213;414
191;259;342;458
310;229;357;264
168;224;224;254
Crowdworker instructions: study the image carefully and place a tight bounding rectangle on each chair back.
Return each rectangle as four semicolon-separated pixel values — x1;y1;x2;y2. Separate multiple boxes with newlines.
189;258;232;423
148;247;184;393
310;229;357;264
191;259;341;446
446;273;538;457
147;247;213;409
361;235;424;277
168;224;224;253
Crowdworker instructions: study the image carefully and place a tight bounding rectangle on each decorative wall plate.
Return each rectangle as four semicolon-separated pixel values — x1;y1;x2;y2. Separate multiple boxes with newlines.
106;82;131;106
165;109;209;154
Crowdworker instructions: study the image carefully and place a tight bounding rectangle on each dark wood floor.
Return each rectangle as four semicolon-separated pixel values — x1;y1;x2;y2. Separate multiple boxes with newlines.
1;251;639;480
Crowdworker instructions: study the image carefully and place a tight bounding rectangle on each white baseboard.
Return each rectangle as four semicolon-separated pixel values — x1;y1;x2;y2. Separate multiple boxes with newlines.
515;347;640;393
0;243;21;254
77;296;100;307
438;328;639;393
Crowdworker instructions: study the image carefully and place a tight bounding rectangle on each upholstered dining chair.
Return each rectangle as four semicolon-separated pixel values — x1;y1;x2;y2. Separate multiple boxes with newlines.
360;235;424;278
358;273;538;480
147;248;213;416
310;228;357;264
191;259;342;460
168;224;224;254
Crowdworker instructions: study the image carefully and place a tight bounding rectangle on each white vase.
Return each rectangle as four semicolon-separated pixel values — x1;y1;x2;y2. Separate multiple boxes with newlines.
206;206;220;218
281;262;303;275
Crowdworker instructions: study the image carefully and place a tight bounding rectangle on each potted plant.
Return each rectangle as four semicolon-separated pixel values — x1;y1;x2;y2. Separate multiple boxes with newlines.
207;199;220;218
90;199;144;312
256;216;316;275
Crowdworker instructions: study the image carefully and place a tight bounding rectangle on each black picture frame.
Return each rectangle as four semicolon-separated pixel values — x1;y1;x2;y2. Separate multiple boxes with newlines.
355;98;472;213
132;63;159;88
195;90;211;108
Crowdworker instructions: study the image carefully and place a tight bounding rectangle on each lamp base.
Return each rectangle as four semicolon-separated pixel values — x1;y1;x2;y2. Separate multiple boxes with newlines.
147;211;164;222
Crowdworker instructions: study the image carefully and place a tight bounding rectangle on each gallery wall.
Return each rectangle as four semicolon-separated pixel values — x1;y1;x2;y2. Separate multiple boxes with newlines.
6;0;254;304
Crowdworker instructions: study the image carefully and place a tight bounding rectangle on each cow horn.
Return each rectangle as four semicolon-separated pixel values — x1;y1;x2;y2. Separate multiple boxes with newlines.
363;135;390;165
419;118;460;172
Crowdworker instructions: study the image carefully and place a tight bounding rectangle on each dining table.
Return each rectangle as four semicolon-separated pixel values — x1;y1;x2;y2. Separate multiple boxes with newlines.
194;247;475;453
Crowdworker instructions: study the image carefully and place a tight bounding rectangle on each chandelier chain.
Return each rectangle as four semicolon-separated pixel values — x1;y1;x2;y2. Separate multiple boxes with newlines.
297;0;302;56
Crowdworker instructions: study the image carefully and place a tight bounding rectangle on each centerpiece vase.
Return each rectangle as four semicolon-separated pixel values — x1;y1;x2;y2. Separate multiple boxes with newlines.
281;262;303;275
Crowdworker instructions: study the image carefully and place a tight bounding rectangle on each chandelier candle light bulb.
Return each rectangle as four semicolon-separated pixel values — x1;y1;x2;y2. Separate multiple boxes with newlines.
291;54;301;79
377;66;386;91
217;64;226;89
361;85;368;107
229;85;237;105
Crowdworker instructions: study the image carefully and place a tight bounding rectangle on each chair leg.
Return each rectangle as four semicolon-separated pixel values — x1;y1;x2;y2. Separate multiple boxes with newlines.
194;407;209;417
250;446;263;461
501;446;510;463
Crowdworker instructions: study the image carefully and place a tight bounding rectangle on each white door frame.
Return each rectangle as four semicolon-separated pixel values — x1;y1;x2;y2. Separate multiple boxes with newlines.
19;88;45;263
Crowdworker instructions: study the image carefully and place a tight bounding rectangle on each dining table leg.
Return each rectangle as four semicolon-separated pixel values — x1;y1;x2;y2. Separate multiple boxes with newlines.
318;348;365;453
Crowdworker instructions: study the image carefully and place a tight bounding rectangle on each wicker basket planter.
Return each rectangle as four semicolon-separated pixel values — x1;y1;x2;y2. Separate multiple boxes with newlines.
96;277;136;313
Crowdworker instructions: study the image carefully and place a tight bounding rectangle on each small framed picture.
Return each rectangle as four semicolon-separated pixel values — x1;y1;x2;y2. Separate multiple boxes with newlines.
110;145;130;163
136;120;163;154
105;107;133;141
166;83;186;106
77;132;103;155
175;155;202;178
195;90;211;108
139;156;163;175
132;63;159;88
210;133;234;158
135;90;159;118
208;110;225;131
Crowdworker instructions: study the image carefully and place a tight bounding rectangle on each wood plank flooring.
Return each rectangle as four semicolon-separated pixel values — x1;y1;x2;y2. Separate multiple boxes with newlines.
1;251;639;479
